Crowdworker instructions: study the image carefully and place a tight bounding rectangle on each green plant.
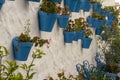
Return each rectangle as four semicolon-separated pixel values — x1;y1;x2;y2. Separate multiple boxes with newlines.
47;71;85;80
74;17;89;31
18;19;49;47
102;6;119;16
97;21;120;74
89;0;102;4
65;19;75;31
90;12;106;20
59;6;71;15
0;46;45;80
40;0;60;14
84;28;93;38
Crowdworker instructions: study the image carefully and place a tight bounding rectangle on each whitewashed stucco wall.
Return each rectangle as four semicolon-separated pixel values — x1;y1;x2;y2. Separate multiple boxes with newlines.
0;0;115;79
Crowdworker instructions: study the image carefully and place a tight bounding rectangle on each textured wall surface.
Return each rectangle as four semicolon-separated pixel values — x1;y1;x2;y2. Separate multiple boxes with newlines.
0;0;115;79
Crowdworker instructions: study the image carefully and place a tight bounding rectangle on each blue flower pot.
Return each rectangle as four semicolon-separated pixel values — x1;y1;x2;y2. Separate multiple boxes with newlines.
82;38;92;48
28;0;40;2
108;14;115;21
87;17;95;28
38;10;57;32
73;32;79;41
57;15;69;28
64;0;80;12
0;0;5;10
80;2;90;12
12;37;33;61
100;20;106;25
94;19;101;28
93;3;102;11
78;30;86;40
106;20;113;28
64;31;74;43
95;28;103;35
51;0;62;2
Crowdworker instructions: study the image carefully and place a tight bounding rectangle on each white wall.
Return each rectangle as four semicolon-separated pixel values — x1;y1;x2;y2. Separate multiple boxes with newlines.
0;0;115;79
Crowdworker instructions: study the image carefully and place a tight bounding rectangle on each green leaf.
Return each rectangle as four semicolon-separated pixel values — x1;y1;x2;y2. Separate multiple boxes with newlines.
28;72;36;79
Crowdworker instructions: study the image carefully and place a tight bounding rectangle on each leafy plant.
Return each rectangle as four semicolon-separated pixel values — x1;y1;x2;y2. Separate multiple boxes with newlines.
40;0;60;14
59;6;71;15
65;19;75;31
101;6;119;16
90;12;106;20
97;21;120;74
18;19;49;47
74;17;89;31
89;0;102;4
0;46;45;80
84;28;93;38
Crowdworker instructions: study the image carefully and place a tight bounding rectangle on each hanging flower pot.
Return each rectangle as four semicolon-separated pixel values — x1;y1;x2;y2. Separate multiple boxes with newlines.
80;2;90;12
64;0;80;12
93;3;102;11
82;38;92;48
107;14;115;21
77;30;86;40
87;17;95;28
12;37;33;61
51;0;62;2
38;10;57;32
57;15;69;28
64;31;74;43
73;32;80;41
95;28;103;35
0;0;5;10
28;0;40;2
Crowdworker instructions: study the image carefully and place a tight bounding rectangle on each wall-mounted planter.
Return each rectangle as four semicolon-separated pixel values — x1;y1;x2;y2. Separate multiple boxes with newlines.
93;3;102;11
82;38;92;48
51;0;62;2
64;0;81;12
0;0;5;10
12;37;33;61
87;17;95;28
107;14;115;21
73;32;79;41
95;28;102;35
38;10;57;32
80;2;90;12
94;19;106;29
64;31;74;43
57;15;69;28
78;30;86;39
28;0;40;2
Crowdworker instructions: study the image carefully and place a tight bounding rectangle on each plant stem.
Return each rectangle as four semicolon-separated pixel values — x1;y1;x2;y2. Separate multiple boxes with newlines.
25;55;36;80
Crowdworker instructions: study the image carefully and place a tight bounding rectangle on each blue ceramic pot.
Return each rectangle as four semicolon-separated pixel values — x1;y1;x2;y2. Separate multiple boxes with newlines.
82;38;92;48
95;28;103;35
107;14;115;21
93;3;102;11
38;10;57;32
94;19;101;28
73;32;80;41
28;0;40;2
78;30;86;40
12;37;33;61
64;0;80;12
57;15;69;28
87;17;95;28
0;0;5;10
51;0;62;2
64;31;74;43
80;2;90;12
